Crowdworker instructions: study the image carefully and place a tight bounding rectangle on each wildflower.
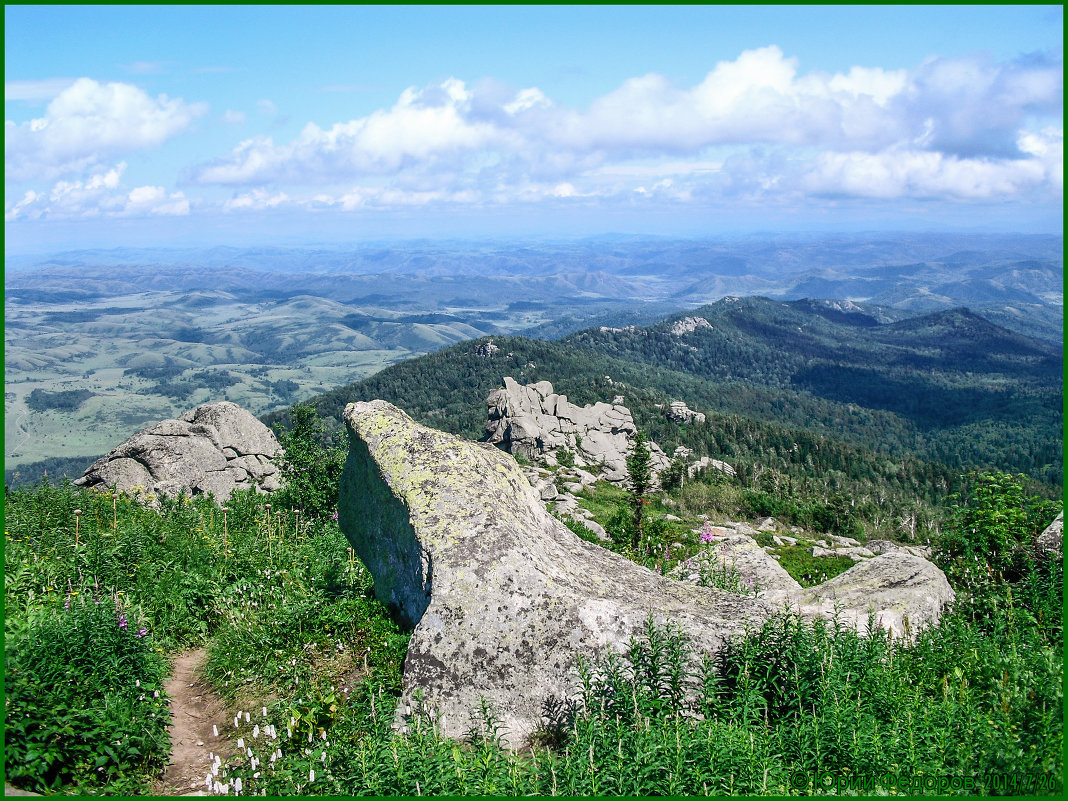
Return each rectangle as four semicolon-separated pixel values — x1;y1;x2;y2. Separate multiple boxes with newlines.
137;627;148;638
64;599;70;611
261;706;267;717
213;725;218;737
237;738;245;750
118;614;128;630
309;768;315;783
331;512;339;521
253;724;260;739
235;778;243;794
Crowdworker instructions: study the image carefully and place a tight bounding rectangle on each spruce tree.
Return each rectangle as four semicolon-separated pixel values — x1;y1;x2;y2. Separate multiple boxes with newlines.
626;430;653;551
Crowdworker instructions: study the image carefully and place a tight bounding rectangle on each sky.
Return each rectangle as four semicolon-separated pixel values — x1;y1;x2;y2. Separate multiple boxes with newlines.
4;4;1063;253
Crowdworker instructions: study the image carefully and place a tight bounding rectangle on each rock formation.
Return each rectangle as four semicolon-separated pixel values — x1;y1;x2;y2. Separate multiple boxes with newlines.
665;400;706;425
484;377;669;481
795;552;954;639
74;401;281;502
339;400;772;746
339;399;955;746
669;527;953;640
669;316;712;336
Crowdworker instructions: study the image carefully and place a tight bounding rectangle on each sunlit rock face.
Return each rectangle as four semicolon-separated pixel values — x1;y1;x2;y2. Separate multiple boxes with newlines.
75;401;281;502
338;399;771;747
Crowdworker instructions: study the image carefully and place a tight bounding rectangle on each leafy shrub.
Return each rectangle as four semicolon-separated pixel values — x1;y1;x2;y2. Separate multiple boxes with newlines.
936;471;1060;587
273;404;347;518
4;594;169;794
554;446;576;467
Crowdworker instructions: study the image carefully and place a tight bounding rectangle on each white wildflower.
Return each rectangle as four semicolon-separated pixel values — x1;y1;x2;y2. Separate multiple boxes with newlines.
309;768;315;783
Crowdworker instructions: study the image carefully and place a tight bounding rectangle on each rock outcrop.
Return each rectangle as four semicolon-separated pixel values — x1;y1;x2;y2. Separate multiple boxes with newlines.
666;400;706;425
484;377;669;482
668;533;802;606
668;526;953;640
339;400;773;746
669;316;712;336
74;401;281;502
1036;511;1063;557
795;552;954;639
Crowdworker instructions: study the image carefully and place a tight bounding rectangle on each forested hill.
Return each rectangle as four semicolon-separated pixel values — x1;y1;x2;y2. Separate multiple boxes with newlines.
266;297;1061;494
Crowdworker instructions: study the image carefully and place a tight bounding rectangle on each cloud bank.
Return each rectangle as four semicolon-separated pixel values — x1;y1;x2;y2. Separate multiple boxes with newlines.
5;48;1061;225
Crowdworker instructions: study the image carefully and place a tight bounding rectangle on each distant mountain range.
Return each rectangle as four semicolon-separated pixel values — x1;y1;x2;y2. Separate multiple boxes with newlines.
278;295;1061;494
5;233;1061;489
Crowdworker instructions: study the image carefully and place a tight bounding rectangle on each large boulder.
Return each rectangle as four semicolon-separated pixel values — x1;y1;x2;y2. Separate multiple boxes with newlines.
74;401;281;502
339;400;773;747
484;377;669;481
794;552;954;639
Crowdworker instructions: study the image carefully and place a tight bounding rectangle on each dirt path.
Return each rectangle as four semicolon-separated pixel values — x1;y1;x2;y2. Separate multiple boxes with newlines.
152;649;236;796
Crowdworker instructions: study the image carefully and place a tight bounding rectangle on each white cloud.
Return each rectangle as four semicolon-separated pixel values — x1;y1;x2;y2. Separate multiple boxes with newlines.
186;47;1060;211
224;188;290;211
5;78;77;102
4;161;189;219
802;149;1049;200
223;109;247;125
5;77;208;180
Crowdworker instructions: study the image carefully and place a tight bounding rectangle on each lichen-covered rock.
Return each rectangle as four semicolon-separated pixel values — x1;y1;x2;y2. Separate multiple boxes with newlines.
668;534;802;606
74;401;281;502
795;551;954;639
670;531;953;639
339;400;773;747
484;377;670;482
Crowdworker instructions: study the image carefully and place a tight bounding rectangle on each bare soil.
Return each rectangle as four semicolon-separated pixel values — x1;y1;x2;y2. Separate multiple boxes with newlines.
152;649;237;796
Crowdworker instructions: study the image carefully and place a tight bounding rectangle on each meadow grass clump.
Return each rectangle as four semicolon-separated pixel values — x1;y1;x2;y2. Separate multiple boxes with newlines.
4;591;170;794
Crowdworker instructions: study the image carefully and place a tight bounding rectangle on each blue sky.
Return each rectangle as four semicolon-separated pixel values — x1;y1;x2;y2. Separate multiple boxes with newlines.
5;4;1063;252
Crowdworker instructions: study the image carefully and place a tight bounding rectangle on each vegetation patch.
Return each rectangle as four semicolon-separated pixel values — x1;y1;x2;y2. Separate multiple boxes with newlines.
26;387;95;412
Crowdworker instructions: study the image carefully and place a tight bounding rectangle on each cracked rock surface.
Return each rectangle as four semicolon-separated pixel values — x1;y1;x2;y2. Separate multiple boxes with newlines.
75;401;281;502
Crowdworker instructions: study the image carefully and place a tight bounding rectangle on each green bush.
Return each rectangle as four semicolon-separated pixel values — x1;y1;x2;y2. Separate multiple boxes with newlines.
936;471;1060;588
4;594;170;794
274;404;347;518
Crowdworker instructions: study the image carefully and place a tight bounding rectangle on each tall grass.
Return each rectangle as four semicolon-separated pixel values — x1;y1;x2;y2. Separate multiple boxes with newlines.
4;477;1062;795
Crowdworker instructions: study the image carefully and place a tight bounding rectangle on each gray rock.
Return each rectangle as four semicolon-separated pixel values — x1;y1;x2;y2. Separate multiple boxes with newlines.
338;400;773;747
687;456;736;478
485;378;670;482
668;534;802;606
1036;512;1063;557
812;545;875;560
795;552;954;640
666;400;706;425
669;316;712;336
672;528;953;640
74;401;281;502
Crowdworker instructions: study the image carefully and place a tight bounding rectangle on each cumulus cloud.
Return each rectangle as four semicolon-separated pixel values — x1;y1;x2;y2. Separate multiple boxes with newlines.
184;46;1060;210
5;77;208;180
224;187;289;211
4;161;190;220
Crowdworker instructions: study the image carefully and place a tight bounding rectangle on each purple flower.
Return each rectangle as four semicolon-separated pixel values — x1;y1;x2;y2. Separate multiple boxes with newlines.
64;599;71;611
331;512;339;521
118;614;128;630
700;532;716;543
137;627;148;638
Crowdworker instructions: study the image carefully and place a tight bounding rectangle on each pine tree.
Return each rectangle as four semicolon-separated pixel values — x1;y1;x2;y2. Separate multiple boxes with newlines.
626;430;653;551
